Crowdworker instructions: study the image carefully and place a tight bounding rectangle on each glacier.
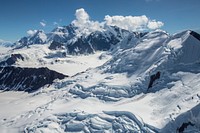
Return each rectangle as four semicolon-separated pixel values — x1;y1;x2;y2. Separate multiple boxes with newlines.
0;27;200;133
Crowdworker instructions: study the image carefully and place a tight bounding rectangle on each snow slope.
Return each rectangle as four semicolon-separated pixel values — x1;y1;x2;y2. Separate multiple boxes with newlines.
0;44;112;76
0;30;200;133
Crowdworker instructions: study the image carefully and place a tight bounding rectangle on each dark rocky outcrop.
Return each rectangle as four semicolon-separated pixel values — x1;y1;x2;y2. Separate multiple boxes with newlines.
66;34;119;54
148;71;160;89
67;37;94;54
66;27;130;54
0;54;24;66
13;24;149;55
190;31;200;41
0;66;68;92
87;32;119;51
49;41;65;50
177;122;195;133
14;30;47;49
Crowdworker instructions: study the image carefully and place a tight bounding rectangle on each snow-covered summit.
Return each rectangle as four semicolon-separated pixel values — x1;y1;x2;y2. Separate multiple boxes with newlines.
15;30;47;48
0;39;14;47
14;24;142;54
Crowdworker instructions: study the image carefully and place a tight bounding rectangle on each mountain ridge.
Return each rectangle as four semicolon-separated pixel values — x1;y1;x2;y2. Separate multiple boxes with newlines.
14;24;144;54
0;29;200;133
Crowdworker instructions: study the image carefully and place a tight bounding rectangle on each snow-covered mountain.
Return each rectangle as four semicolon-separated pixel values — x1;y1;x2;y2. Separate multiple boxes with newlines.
14;24;144;54
0;27;200;133
0;39;14;47
14;30;47;49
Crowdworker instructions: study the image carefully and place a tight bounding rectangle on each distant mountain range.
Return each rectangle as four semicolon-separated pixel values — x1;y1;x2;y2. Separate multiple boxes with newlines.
0;39;14;47
14;24;147;54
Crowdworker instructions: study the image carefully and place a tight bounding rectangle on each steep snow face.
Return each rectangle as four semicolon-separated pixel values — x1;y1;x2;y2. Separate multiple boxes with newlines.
47;30;200;103
113;32;147;51
167;31;200;64
162;103;200;133
103;30;169;75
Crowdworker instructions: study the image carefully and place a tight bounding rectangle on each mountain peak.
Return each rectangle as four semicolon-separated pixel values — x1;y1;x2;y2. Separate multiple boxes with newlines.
189;30;200;41
0;39;14;47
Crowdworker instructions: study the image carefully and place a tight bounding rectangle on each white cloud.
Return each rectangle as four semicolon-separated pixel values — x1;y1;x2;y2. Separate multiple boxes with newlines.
104;15;149;31
40;21;46;27
147;20;164;29
75;8;89;23
72;8;102;36
27;30;37;36
104;15;164;31
71;8;164;34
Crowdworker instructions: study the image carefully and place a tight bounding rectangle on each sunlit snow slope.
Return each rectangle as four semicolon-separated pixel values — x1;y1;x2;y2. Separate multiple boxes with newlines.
0;30;200;133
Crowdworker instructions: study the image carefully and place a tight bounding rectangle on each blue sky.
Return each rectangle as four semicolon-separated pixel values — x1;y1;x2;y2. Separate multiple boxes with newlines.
0;0;200;41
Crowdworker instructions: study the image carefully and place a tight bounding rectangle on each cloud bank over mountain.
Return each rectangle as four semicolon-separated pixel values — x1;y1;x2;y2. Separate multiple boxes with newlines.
26;8;164;36
72;8;164;32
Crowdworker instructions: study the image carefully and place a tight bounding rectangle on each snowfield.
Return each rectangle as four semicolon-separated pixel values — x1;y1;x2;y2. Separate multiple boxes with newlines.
0;44;112;76
0;30;200;133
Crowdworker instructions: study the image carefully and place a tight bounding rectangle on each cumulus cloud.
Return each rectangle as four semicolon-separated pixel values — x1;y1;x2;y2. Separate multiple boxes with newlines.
71;8;164;34
104;15;148;31
72;8;102;36
75;8;89;22
72;8;90;28
104;15;164;31
27;30;37;36
147;20;164;29
40;21;46;27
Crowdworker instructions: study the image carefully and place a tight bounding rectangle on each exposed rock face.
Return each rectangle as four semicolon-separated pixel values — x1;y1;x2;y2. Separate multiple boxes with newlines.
49;41;65;50
67;37;94;54
190;31;200;41
0;54;24;66
177;122;194;133
66;26;131;54
148;71;160;89
0;66;68;92
15;30;47;49
86;31;119;51
14;25;137;54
